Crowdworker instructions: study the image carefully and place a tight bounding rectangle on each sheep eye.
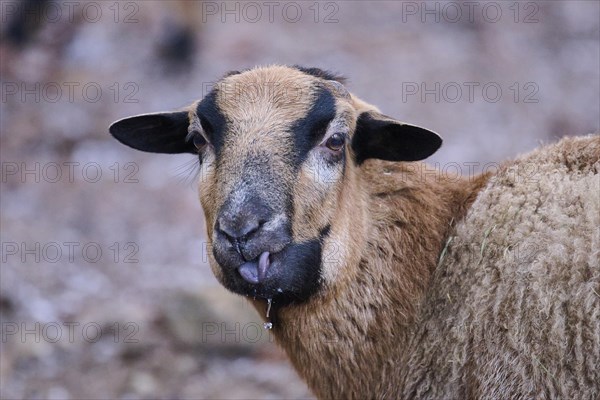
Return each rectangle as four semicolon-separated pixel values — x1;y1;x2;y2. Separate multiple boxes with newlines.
192;132;208;151
325;133;345;152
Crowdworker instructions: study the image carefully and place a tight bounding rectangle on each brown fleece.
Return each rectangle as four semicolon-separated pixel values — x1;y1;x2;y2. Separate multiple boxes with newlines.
266;135;599;399
111;65;599;399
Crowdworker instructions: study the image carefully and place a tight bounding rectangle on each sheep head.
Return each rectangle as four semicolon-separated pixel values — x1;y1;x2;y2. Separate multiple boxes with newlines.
109;65;442;306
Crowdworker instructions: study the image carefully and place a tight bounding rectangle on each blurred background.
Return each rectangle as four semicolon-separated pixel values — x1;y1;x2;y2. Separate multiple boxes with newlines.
1;1;598;398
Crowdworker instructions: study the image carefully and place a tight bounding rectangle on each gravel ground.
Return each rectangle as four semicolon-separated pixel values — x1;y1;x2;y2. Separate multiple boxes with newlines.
1;1;598;399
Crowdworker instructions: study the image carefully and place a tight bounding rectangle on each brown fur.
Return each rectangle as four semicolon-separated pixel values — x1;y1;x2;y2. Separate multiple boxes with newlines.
259;160;491;399
197;66;356;283
259;134;599;399
198;68;599;398
111;65;599;399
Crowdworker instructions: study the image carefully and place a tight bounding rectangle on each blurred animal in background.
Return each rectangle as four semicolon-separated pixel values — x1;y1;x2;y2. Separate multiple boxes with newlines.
2;0;53;46
1;0;199;75
155;1;198;74
110;65;600;399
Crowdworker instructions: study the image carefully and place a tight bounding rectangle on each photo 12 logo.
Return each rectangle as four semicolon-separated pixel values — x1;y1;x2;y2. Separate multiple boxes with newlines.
1;162;139;184
1;1;141;25
1;321;140;344
1;241;139;264
2;81;140;104
200;1;340;23
400;2;540;24
401;82;540;104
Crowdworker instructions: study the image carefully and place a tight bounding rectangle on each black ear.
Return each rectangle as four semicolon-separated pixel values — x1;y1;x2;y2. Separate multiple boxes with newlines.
351;112;442;164
109;111;195;154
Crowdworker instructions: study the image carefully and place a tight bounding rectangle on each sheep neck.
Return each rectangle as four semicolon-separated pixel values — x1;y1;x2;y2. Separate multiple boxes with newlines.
255;161;490;399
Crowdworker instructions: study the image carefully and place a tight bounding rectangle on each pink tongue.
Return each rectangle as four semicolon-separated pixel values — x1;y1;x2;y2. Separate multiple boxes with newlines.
238;251;270;284
238;262;259;284
257;251;271;282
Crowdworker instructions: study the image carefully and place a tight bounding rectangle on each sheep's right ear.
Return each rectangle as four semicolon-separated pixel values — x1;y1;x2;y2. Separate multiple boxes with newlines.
109;111;195;154
352;111;442;164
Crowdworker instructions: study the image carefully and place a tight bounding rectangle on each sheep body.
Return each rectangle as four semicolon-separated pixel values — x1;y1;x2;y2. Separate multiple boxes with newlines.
398;134;600;399
108;66;599;399
270;134;599;399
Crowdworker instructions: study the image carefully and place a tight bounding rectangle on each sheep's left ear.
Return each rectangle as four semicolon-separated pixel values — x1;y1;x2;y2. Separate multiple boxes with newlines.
351;111;442;164
109;111;195;154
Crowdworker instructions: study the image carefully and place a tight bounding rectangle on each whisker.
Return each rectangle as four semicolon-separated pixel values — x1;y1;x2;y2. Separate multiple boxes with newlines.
174;157;201;187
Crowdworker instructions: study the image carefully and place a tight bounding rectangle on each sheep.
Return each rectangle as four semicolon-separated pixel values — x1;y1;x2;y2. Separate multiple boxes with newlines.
109;65;600;399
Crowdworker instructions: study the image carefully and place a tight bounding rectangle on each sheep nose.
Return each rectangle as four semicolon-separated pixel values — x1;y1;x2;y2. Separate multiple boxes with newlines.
214;195;289;263
216;195;272;258
217;215;263;246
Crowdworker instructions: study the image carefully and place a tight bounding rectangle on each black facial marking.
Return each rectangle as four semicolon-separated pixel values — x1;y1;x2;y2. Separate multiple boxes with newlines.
294;65;346;84
196;89;227;156
223;70;242;78
290;87;337;168
319;224;331;239
271;224;331;305
269;225;331;305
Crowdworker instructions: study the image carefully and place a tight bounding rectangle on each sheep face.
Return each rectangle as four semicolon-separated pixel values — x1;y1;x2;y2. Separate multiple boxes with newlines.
109;65;442;305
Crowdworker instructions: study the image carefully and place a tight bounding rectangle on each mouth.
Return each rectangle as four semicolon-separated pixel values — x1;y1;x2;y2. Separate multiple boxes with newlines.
216;238;324;305
234;249;292;301
238;251;272;284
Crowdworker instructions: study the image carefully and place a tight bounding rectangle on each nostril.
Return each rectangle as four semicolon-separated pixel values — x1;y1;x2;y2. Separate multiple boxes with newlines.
243;227;257;240
244;220;265;238
220;229;236;245
217;216;263;245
